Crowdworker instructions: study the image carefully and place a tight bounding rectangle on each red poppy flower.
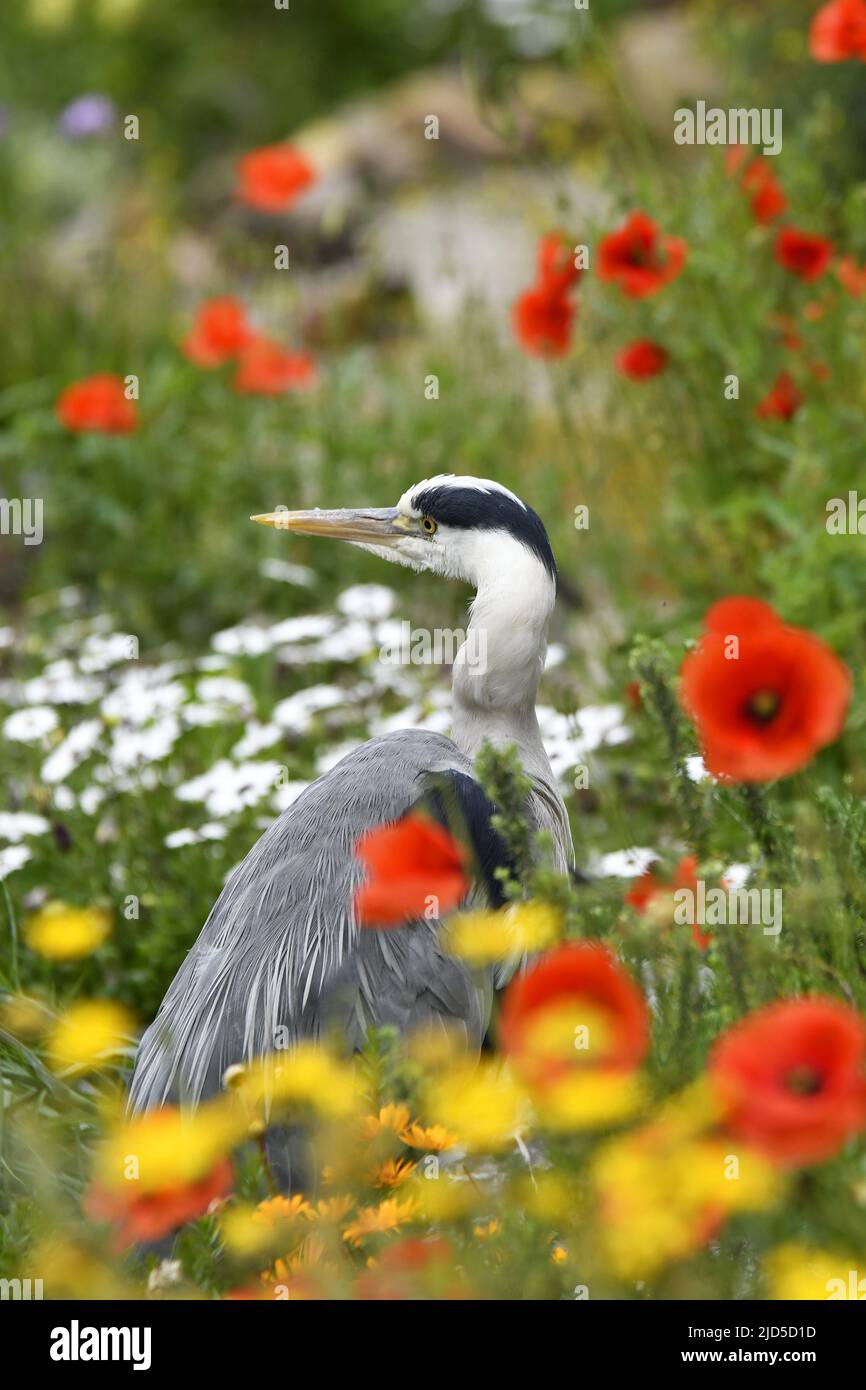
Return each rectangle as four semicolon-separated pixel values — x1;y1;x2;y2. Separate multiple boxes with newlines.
537;231;581;294
710;998;866;1166
809;0;866;61
679;597;851;782
55;374;138;434
626;855;710;949
755;370;804;421
775;227;834;281
741;160;787;225
236;143;316;212
703;595;779;634
512;285;574;357
615;339;669;380
85;1157;233;1249
354;814;470;928
836;254;866;296
499;942;649;1085
597;211;687;298
182;297;253;366
234;338;317;395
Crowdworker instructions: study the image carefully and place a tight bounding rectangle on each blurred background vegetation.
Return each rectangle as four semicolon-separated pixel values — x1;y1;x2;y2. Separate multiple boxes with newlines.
0;0;865;651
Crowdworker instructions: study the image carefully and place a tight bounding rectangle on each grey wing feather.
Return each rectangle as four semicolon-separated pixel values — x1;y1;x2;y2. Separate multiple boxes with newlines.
129;730;503;1112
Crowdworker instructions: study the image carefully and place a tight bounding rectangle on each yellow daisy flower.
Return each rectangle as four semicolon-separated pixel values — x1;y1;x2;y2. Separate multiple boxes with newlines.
343;1197;416;1246
362;1103;412;1140
253;1194;313;1226
312;1195;354;1224
374;1157;417;1188
399;1121;458;1152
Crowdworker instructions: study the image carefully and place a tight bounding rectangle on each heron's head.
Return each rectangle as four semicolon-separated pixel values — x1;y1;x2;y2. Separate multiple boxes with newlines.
251;474;556;592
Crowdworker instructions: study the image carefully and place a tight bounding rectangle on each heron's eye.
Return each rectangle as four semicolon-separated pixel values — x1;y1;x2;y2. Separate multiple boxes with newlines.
421;516;437;535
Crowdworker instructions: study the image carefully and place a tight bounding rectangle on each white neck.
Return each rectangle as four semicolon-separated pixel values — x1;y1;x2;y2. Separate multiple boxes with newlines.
449;538;573;870
451;537;556;779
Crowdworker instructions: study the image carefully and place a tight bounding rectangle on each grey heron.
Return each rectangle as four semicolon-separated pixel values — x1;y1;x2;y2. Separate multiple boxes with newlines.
129;475;574;1162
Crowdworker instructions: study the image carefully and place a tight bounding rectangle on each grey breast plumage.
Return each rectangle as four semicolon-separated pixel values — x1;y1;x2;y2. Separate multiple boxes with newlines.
128;730;514;1113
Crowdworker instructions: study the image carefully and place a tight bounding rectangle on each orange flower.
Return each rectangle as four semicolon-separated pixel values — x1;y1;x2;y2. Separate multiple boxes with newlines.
809;0;866;61
499;942;649;1086
236;143;316;212
756;371;804;422
399;1121;458;1152
775;227;834;282
512;231;580;356
342;1197;416;1246
614;339;668;380
354;814;470;928
741;159;787;225
597;210;687;298
234;338;317;395
85;1157;233;1249
836;254;866;296
626;855;710;949
182;297;253;366
710;998;866;1166
374;1157;416;1188
56;375;138;434
512;285;574;357
679;597;851;782
537;231;581;294
362;1103;411;1140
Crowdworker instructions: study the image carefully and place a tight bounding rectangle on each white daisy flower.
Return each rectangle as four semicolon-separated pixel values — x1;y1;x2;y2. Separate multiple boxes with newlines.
2;706;59;742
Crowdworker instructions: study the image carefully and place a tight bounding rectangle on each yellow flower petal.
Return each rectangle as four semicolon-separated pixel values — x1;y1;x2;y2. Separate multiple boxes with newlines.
535;1070;646;1131
46;1000;134;1074
342;1197;416;1246
427;1061;527;1151
764;1243;866;1300
25;902;111;960
399;1122;458;1152
443;903;562;965
362;1103;411;1140
95;1098;244;1194
233;1044;360;1120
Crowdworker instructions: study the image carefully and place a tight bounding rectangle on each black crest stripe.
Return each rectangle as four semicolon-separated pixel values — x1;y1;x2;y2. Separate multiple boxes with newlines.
410;485;557;581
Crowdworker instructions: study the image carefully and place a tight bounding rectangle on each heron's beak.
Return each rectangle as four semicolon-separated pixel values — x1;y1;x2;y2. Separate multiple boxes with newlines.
250;506;405;545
